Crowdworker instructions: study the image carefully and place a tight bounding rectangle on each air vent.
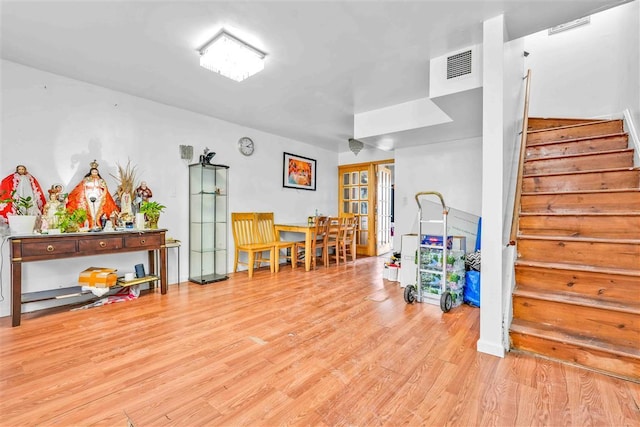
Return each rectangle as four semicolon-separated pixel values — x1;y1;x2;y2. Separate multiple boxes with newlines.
447;50;472;79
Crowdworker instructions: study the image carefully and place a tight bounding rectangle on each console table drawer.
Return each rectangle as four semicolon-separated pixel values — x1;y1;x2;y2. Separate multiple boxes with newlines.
21;239;77;257
124;234;162;249
79;237;123;252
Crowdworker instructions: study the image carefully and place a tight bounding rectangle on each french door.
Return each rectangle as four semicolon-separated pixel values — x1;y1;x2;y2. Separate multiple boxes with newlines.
338;160;394;257
338;163;376;256
376;165;392;255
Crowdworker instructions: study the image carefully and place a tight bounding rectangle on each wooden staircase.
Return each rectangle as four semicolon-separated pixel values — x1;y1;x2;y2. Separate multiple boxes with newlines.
510;118;640;382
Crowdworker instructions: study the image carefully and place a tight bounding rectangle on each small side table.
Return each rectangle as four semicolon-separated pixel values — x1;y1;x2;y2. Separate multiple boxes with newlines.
165;239;181;285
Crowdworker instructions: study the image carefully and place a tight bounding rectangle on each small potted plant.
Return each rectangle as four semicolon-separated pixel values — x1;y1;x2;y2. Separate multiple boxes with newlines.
0;190;38;234
139;201;166;229
55;208;88;233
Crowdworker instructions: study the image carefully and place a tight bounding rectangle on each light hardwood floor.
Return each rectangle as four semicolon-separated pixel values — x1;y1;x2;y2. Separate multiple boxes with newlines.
1;256;638;426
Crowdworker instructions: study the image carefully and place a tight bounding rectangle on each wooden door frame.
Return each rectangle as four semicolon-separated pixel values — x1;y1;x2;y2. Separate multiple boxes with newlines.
338;159;394;257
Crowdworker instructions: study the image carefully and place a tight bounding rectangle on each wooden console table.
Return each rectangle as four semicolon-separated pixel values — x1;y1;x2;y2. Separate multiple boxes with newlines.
9;229;167;327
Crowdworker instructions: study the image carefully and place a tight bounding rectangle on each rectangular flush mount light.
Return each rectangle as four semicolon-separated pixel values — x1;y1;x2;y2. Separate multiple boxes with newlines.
199;31;266;82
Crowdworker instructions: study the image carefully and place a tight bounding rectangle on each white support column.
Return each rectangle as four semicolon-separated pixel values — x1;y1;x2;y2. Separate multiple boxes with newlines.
478;14;506;358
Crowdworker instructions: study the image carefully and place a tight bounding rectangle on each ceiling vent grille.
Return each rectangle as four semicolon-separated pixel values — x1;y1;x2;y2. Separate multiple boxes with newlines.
447;50;472;79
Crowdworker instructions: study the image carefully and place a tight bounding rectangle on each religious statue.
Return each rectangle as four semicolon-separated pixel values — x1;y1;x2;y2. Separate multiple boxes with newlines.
43;185;65;228
136;181;152;202
0;165;47;218
66;160;119;229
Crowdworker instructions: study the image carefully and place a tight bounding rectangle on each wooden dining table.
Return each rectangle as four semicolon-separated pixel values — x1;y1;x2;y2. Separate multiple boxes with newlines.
274;223;314;271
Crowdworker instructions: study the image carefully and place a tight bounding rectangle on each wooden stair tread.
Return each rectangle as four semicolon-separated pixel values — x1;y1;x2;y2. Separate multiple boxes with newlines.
510;319;640;360
514;259;640;277
524;147;634;163
517;233;640;244
521;188;640;196
525;132;627;147
522;166;638;178
519;211;640;217
527;119;619;135
528;117;604;124
513;288;640;314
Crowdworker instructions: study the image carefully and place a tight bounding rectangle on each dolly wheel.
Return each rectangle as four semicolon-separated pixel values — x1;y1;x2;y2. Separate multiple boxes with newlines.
404;285;417;304
440;291;453;312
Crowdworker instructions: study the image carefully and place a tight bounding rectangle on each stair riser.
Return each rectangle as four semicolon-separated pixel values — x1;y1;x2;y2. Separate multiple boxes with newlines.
514;264;639;303
517;239;640;269
525;135;629;160
527;118;602;131
523;150;634;175
522;170;640;193
521;191;640;213
527;120;623;144
510;332;640;381
518;215;640;239
513;296;639;348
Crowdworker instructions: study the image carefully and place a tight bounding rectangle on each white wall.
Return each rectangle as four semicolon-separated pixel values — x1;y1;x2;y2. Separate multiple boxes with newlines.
338;147;393;165
525;1;640;120
393;137;482;250
0;60;337;317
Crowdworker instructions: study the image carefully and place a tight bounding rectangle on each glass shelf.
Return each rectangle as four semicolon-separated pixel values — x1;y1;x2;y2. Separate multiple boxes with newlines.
189;163;229;285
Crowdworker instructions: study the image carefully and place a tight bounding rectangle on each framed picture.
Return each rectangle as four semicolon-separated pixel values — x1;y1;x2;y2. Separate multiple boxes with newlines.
283;152;316;191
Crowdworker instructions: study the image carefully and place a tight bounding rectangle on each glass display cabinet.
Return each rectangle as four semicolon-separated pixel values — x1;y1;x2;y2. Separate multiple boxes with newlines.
189;162;229;284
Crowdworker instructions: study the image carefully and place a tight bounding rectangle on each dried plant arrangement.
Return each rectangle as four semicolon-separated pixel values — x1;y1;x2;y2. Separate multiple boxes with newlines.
110;160;139;218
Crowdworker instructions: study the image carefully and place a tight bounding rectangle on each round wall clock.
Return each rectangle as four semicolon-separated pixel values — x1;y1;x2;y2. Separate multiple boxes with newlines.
238;137;255;156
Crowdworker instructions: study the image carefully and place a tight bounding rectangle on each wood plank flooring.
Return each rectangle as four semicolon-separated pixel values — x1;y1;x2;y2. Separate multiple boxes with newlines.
1;256;639;426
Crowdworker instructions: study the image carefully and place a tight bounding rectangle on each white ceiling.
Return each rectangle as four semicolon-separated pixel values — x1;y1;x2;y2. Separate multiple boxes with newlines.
0;0;629;153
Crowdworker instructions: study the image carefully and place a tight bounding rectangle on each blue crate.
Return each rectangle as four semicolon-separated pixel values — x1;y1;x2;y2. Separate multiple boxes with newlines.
420;235;453;249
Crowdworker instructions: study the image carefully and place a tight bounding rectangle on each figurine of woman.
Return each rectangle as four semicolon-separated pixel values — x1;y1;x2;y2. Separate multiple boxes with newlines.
0;165;46;218
66;160;119;229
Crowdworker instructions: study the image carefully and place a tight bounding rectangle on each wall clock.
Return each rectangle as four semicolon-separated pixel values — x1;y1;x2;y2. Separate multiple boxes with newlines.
238;137;254;156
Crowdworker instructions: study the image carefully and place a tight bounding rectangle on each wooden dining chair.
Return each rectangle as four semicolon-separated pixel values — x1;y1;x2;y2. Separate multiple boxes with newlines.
231;212;275;278
255;212;296;272
294;215;329;269
326;216;342;266
336;215;358;264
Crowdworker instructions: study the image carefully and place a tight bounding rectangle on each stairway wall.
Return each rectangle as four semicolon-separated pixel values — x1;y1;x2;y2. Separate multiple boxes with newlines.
524;1;639;121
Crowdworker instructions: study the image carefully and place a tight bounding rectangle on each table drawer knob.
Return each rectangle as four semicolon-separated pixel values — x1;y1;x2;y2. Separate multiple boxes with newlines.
140;239;146;244
46;245;54;252
99;241;106;248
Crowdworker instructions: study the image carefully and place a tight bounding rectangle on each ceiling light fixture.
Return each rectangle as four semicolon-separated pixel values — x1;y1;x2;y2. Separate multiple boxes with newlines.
199;30;266;82
348;138;364;156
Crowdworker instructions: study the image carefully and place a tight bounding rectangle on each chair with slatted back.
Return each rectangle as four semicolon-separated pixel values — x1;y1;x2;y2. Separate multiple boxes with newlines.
294;216;329;269
326;216;343;266
337;215;358;263
231;212;275;278
255;212;296;272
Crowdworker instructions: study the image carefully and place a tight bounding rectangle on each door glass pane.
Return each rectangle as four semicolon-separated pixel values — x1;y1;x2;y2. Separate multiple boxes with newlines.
360;171;368;184
351;172;359;184
343;188;350;200
343;173;350;185
360;187;368;199
360;230;368;245
360;201;368;214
